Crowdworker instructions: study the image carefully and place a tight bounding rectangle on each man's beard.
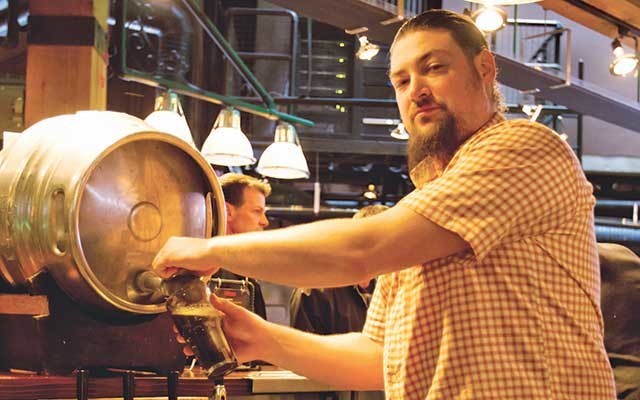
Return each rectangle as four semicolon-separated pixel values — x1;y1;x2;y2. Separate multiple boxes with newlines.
406;106;459;173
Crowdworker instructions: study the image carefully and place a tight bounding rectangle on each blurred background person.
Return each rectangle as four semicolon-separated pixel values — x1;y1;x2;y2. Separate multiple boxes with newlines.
290;205;388;334
212;173;271;319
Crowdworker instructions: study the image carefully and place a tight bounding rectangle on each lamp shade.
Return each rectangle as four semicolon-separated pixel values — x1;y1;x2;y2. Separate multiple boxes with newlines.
144;91;196;148
145;110;196;148
256;122;309;179
201;108;256;166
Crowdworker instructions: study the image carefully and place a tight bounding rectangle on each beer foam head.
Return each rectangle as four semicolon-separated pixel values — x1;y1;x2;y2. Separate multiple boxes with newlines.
171;305;222;318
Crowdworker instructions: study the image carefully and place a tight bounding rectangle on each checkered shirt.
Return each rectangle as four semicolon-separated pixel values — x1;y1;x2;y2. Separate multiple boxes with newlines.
363;114;616;399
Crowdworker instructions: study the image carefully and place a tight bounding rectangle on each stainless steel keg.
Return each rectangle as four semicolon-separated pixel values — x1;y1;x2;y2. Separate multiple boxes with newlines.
0;111;226;314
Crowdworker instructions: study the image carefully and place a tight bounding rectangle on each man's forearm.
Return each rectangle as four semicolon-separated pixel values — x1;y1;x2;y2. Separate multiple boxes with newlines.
205;218;377;287
261;324;384;390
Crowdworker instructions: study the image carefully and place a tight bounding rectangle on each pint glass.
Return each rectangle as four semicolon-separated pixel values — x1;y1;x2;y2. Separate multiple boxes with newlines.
165;275;238;378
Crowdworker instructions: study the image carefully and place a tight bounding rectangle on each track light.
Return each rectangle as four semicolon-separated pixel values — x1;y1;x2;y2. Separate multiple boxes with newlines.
356;36;380;61
609;37;639;77
390;123;409;140
611;38;624;58
471;6;507;33
363;184;377;200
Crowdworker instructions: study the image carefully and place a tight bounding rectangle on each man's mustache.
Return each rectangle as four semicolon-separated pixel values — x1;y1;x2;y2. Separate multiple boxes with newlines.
415;96;445;110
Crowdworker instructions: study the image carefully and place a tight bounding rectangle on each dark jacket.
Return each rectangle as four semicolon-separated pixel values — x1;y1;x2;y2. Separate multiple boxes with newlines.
599;242;640;400
289;281;375;335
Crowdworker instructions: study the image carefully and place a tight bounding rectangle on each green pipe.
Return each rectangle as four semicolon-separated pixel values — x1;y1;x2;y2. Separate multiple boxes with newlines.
120;69;315;126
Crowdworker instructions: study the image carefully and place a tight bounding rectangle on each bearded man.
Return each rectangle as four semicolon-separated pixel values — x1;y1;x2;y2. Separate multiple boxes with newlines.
153;9;615;399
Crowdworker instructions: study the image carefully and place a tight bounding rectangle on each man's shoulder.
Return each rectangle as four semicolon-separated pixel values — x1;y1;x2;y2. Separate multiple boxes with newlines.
472;117;564;148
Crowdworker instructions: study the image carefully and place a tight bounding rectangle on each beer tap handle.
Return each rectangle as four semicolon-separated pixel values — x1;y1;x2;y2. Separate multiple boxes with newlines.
210;382;227;400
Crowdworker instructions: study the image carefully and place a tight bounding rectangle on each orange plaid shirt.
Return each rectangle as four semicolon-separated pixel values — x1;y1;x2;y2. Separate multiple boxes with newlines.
363;114;616;399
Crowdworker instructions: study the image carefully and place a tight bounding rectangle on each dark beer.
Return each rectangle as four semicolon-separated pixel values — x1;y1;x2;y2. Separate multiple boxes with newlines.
171;306;238;377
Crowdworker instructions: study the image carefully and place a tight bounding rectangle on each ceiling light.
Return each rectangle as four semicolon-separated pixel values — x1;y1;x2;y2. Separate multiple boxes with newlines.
201;107;256;166
390;123;409;140
363;184;377;200
465;0;540;4
610;53;639;76
611;38;625;58
356;36;380;61
472;6;507;33
144;91;196;148
256;122;309;180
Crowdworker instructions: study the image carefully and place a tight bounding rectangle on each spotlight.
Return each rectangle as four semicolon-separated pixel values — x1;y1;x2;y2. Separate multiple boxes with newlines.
609;29;639;77
611;38;624;58
363;184;377;200
610;54;639;76
390;123;409;140
471;6;507;33
356;36;380;61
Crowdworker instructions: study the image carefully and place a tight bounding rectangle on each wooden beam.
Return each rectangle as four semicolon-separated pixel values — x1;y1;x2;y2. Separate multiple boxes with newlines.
24;0;108;127
582;0;640;32
539;0;638;47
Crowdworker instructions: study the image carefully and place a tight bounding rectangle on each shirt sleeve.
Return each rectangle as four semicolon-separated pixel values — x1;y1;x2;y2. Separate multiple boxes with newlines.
362;273;392;343
400;120;585;262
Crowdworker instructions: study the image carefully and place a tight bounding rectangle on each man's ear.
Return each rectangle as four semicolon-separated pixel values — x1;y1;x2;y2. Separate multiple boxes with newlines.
225;202;235;221
474;49;496;91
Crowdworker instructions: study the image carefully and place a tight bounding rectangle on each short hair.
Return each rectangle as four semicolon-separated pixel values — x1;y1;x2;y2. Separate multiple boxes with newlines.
391;9;505;112
218;173;271;206
353;204;389;219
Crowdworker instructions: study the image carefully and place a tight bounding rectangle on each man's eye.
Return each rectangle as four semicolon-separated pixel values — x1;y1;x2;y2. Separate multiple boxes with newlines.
427;64;444;72
393;79;408;88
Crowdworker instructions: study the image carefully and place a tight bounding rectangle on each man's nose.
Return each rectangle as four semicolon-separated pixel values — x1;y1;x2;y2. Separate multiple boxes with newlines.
260;214;269;228
409;77;431;103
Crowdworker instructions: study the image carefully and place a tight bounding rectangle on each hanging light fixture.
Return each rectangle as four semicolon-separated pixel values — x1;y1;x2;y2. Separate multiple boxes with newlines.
144;91;196;148
471;6;507;33
465;0;541;4
389;123;409;140
363;184;378;200
356;35;380;61
609;37;639;77
256;122;309;179
201;107;256;166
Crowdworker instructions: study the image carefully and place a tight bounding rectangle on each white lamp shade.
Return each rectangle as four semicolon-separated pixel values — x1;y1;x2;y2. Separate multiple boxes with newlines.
144;110;196;148
201;126;256;166
256;142;310;179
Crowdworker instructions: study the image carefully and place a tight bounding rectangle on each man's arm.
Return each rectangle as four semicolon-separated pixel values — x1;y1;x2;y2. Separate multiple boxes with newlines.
153;204;469;287
212;295;383;390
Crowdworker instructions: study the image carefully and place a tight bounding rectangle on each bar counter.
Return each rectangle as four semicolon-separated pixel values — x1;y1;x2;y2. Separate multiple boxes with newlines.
0;366;342;400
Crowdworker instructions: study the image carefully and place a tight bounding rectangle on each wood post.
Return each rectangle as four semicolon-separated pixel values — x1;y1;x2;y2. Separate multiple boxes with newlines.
24;0;109;127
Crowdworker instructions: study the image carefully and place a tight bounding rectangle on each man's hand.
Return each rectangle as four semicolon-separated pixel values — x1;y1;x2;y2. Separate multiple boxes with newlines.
171;294;271;363
209;294;273;363
152;236;219;278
